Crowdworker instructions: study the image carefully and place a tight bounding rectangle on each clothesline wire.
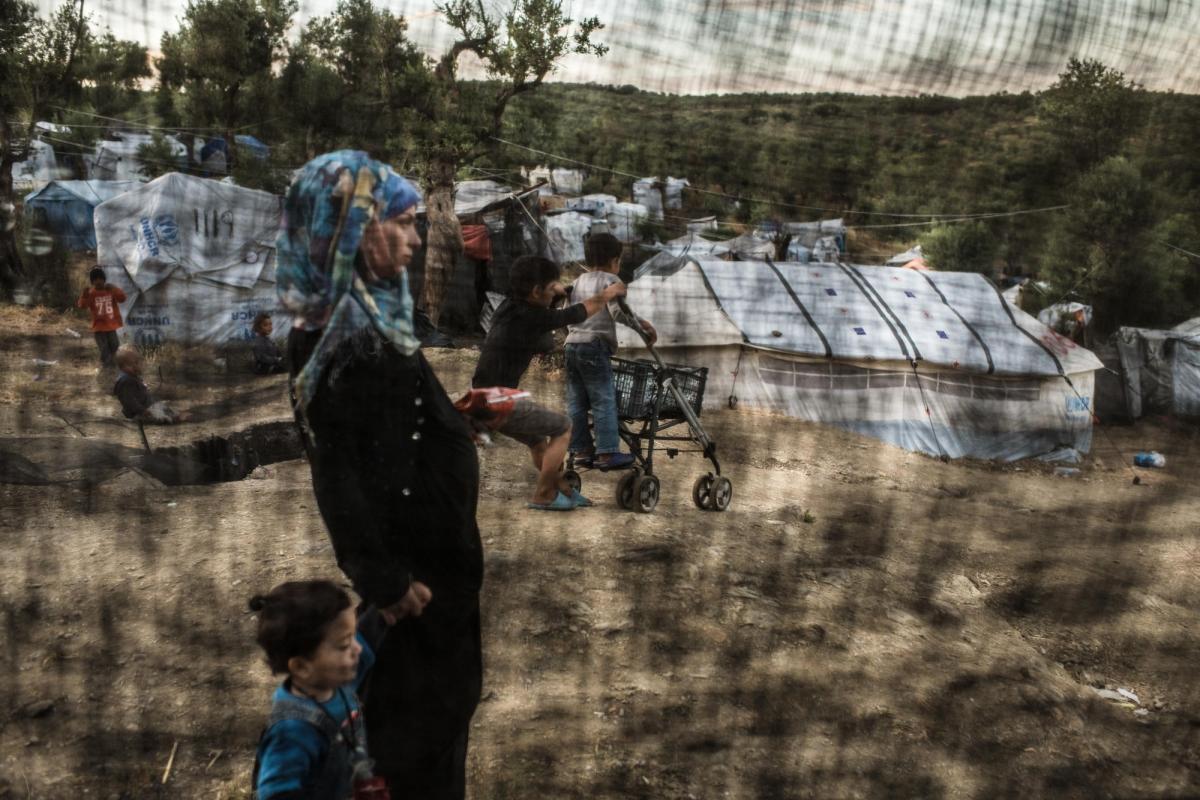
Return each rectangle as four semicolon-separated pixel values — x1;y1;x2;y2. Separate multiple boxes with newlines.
48;105;275;134
1161;241;1200;260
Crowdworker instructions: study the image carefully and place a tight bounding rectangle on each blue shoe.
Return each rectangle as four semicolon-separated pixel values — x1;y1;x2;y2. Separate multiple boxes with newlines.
569;488;593;507
527;491;576;511
595;452;635;470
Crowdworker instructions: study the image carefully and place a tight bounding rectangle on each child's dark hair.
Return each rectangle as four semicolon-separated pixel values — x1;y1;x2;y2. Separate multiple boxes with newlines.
248;580;352;674
89;266;106;282
585;233;622;268
252;311;272;334
510;255;560;299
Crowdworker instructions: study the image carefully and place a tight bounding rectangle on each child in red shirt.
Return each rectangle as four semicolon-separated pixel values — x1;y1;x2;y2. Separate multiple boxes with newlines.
76;266;126;366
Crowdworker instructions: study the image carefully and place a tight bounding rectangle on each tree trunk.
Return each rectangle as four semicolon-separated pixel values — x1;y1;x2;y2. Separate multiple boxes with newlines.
421;158;462;329
0;119;26;300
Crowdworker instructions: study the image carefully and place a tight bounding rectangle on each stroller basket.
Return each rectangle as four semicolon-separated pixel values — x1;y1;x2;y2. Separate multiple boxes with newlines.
612;357;708;421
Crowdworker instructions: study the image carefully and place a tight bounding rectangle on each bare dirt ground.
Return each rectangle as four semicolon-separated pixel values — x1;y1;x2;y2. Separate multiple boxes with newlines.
1;303;1198;799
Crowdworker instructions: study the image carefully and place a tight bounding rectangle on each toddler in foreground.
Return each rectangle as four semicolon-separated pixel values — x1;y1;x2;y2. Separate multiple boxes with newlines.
251;580;390;799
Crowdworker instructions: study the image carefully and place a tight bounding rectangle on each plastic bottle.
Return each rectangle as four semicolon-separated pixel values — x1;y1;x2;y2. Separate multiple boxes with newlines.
1133;451;1166;468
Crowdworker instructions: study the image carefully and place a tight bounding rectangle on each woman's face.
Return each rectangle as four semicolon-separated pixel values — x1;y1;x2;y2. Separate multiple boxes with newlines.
360;208;422;279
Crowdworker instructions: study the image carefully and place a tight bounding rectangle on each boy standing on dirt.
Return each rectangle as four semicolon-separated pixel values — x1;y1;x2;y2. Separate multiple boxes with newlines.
564;233;657;469
76;266;126;366
471;255;625;511
113;344;188;424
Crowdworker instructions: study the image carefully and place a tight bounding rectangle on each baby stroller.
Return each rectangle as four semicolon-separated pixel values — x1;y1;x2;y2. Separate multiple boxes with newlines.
564;299;732;513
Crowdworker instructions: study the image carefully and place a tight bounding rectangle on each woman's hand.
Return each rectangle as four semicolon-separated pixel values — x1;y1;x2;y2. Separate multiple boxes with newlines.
380;581;433;624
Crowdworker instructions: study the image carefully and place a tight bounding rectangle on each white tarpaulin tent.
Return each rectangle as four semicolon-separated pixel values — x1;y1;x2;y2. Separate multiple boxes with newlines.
526;166;584;196
566;193;618;217
619;254;1102;461
1114;318;1200;418
632;178;664;220
542;211;595;263
608;202;649;242
94;173;286;347
88;133;187;182
653;232;732;261
12;139;59;192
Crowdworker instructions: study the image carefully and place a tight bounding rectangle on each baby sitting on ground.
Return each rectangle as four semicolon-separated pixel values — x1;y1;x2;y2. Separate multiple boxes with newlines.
113;344;190;424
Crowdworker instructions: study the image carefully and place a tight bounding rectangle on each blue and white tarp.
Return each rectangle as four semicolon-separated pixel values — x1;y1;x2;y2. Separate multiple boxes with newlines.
24;180;140;250
94;173;286;346
618;254;1102;461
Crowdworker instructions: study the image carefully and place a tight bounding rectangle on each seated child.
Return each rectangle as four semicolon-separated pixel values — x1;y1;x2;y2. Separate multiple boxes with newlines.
250;580;390;800
76;266;126;367
251;312;286;374
565;234;657;469
112;344;189;424
471;255;626;511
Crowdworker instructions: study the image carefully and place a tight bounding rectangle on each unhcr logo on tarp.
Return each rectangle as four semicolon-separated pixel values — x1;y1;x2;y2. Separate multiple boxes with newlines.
131;213;180;258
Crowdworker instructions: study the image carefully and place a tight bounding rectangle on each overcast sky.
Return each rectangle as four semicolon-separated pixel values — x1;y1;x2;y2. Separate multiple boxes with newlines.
45;0;1200;96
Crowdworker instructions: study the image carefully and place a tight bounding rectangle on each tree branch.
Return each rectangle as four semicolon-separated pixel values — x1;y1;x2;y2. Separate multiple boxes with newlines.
436;37;490;83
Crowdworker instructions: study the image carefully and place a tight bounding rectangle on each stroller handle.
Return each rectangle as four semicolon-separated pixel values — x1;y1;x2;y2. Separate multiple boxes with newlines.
617;296;654;348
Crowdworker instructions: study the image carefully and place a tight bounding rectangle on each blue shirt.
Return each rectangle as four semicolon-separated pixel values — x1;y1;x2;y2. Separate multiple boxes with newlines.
256;633;375;799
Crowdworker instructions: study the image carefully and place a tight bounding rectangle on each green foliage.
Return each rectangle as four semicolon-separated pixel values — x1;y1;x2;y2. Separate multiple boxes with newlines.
230;148;292;194
282;0;428;161
635;217;667;243
135;133;183;179
82;32;151;117
920;221;1000;277
1040;157;1176;332
1039;58;1145;172
156;0;297;144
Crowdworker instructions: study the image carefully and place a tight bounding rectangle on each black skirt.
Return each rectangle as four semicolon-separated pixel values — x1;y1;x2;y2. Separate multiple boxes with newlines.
290;328;482;795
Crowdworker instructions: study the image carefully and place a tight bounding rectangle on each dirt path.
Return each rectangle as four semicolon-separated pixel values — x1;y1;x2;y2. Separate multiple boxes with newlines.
1;305;1197;799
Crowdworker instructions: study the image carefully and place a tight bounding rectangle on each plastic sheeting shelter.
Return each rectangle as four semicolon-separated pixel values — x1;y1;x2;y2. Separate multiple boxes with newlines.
94;173;286;347
1114;318;1200;418
23;180;140;250
567;194;618;217
12;139;58;192
88;133;187;181
542;211;595;263
632;179;665;220
619;254;1102;461
608;202;649;242
526;166;584;196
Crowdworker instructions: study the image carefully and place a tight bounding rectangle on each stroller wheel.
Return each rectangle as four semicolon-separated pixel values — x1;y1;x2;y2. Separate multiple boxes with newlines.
710;476;733;511
632;474;660;513
692;473;715;510
616;471;637;510
563;470;582;493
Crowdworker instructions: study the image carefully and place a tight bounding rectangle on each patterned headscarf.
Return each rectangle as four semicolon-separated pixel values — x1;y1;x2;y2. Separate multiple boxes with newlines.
276;151;422;413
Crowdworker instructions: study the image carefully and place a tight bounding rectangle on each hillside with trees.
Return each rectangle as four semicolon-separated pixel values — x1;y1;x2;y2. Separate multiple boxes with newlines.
3;0;1199;332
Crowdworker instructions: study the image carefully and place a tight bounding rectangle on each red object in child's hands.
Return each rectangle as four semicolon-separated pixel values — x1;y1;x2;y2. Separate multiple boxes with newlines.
353;776;391;799
453;387;529;429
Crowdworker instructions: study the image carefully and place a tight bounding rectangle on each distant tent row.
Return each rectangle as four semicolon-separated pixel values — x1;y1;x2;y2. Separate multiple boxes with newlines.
655;219;847;264
13;128;273;194
619;253;1102;462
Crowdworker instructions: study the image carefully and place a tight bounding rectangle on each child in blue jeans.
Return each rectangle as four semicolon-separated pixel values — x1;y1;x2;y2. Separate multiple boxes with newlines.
565;234;657;469
250;580;393;799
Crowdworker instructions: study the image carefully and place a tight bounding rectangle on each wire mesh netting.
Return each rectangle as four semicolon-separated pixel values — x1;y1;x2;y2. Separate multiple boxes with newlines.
3;0;1200;798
